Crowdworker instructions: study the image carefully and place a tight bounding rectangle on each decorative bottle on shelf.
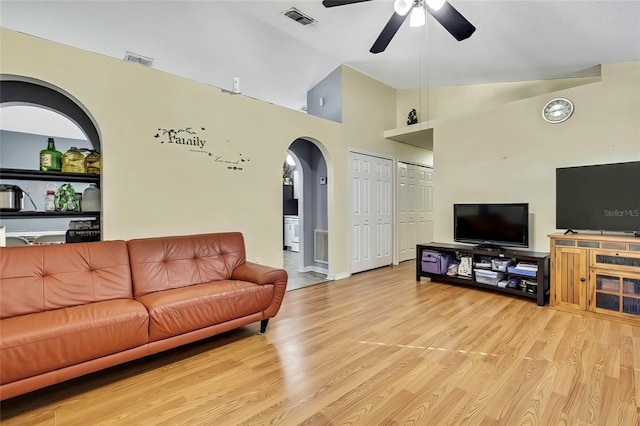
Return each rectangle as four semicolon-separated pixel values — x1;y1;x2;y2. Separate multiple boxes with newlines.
39;137;62;172
44;190;56;211
84;150;101;175
61;147;86;173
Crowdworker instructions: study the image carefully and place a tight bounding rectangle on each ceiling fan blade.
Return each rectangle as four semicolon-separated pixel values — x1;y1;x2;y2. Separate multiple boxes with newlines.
427;1;476;41
322;0;372;7
370;12;409;54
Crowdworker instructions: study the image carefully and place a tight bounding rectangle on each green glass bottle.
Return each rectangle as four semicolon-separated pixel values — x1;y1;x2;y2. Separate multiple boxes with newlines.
39;137;62;172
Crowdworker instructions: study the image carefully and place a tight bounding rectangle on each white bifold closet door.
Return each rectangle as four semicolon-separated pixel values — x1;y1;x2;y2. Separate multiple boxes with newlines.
398;162;434;263
350;152;393;274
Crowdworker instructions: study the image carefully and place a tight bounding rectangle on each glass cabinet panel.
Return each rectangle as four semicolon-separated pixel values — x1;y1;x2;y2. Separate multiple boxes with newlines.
591;271;640;318
596;293;620;312
596;274;619;292
623;297;640;315
622;278;640;295
594;254;640;268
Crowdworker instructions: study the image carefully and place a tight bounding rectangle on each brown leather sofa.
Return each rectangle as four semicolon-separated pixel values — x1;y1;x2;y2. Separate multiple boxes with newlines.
0;232;287;400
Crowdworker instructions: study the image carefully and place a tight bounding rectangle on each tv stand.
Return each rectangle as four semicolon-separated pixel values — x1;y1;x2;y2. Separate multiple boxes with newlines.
564;229;578;235
416;242;550;306
473;244;505;252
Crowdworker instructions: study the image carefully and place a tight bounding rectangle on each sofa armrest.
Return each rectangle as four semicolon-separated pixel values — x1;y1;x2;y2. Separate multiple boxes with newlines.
231;262;287;285
231;262;288;320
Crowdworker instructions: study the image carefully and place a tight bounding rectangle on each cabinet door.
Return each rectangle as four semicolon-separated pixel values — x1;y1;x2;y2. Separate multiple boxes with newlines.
589;269;640;318
292;218;299;244
283;218;293;247
553;247;588;310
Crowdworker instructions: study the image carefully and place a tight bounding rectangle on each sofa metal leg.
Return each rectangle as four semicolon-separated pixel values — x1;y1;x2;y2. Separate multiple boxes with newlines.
258;319;269;335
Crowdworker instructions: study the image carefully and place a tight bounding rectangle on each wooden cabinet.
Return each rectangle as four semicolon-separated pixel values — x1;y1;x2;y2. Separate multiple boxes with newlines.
550;233;640;323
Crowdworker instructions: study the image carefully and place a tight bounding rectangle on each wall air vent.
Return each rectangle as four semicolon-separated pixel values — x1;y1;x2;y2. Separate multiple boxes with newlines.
283;7;316;26
124;51;153;67
314;229;328;264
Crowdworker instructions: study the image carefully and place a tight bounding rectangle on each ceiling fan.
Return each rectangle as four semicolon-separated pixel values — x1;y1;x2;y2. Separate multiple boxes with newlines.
322;0;476;54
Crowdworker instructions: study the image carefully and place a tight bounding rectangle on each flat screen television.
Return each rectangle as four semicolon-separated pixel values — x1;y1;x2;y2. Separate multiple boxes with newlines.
454;203;529;249
556;161;640;233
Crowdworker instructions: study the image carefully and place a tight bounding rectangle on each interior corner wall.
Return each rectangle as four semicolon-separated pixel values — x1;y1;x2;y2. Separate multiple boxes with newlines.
432;61;640;252
341;65;433;166
0;27;343;271
307;66;342;123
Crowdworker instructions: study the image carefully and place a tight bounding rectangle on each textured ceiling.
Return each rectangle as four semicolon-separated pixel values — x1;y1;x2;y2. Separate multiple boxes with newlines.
1;1;639;112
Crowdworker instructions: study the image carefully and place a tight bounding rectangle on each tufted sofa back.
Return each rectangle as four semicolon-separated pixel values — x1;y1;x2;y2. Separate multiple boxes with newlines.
127;232;247;298
0;241;132;319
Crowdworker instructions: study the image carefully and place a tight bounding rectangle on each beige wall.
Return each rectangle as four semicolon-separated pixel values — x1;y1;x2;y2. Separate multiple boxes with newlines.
396;76;602;126
0;28;344;271
3;26;637;268
342;66;433;167
0;29;433;276
429;61;640;252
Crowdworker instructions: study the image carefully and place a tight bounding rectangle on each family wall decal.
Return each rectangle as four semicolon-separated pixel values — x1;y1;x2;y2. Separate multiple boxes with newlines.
153;127;250;171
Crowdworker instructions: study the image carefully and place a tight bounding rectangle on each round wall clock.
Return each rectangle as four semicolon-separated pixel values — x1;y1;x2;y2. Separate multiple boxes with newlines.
542;97;574;123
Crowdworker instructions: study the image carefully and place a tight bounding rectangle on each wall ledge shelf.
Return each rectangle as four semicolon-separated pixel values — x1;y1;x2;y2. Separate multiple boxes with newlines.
384;121;435;150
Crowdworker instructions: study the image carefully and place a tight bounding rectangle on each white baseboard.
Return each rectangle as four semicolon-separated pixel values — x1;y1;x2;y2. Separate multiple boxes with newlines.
298;265;328;275
296;266;350;281
326;271;351;281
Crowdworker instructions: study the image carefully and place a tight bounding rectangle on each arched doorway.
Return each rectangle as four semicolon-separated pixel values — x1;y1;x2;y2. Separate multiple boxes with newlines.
283;138;329;290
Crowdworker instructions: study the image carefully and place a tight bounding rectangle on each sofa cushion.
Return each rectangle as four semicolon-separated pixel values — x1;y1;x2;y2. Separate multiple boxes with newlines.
0;241;133;319
128;233;246;298
0;299;149;385
136;280;274;341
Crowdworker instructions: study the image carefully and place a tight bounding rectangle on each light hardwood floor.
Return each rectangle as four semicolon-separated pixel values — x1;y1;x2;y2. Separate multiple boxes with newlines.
2;262;639;425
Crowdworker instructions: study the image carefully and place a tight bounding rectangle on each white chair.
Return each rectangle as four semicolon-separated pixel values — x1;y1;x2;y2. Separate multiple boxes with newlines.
5;236;31;247
33;234;66;245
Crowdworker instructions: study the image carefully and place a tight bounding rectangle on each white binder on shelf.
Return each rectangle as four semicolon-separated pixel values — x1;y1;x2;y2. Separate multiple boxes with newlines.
458;256;473;277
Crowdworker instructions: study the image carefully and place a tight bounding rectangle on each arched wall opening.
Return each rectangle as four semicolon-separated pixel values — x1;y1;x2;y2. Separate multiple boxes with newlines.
285;137;330;281
0;76;101;151
0;75;102;235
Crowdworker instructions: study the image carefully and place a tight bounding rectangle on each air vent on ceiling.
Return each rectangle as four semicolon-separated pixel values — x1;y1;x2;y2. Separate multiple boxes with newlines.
124;51;153;67
283;7;316;26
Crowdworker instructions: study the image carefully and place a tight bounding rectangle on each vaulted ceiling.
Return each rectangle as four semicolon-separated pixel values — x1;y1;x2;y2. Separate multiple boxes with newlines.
1;1;639;111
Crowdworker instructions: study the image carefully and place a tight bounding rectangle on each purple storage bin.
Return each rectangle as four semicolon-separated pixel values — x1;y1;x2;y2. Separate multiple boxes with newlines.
421;250;452;275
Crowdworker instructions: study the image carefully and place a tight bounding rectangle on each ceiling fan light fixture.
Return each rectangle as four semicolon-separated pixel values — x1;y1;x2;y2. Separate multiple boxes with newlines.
393;0;412;16
426;0;446;11
409;1;426;27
